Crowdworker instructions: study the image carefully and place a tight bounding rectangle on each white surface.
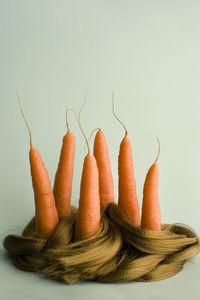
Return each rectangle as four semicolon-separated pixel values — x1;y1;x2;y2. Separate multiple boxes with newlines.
0;0;200;299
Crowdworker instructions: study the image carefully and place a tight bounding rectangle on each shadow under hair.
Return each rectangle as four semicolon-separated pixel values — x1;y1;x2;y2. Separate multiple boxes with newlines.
3;204;200;284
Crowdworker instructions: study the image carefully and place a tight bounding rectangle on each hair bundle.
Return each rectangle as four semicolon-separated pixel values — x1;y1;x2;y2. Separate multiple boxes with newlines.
3;204;199;284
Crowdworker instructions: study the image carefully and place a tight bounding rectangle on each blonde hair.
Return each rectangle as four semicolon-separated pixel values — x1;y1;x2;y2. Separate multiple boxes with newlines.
3;204;199;284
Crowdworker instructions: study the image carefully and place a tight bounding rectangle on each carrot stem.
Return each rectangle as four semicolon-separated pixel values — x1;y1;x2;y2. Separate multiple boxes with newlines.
66;109;77;133
83;128;101;152
109;85;128;136
88;128;101;142
17;93;33;149
154;137;160;164
78;92;90;154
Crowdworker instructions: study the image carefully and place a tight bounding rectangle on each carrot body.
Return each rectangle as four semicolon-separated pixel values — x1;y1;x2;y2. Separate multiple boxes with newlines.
118;135;141;226
74;153;101;241
141;162;161;231
53;131;75;218
93;129;115;211
30;147;59;239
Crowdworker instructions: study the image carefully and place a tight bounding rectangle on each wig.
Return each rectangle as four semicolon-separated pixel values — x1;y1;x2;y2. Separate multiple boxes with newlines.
3;203;199;284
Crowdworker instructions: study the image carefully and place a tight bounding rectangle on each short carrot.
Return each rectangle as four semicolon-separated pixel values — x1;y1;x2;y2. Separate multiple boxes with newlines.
53;109;76;218
74;98;101;241
18;96;58;240
141;138;161;231
111;88;141;226
93;129;115;211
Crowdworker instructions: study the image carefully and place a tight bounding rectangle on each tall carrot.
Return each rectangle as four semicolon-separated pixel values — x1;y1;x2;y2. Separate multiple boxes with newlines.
18;95;58;240
74;97;101;241
53;109;76;218
141;138;161;231
111;88;141;226
93;129;115;211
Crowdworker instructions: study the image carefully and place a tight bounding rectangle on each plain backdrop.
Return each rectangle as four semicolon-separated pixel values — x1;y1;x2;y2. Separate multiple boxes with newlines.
0;1;200;299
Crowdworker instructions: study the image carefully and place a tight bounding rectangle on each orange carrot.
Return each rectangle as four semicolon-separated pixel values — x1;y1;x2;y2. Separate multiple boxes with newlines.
141;138;161;231
74;98;101;241
111;88;141;226
53;109;76;218
93;129;115;211
18;96;58;240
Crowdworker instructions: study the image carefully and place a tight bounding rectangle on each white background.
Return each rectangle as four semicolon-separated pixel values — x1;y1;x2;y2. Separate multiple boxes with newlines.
0;1;200;299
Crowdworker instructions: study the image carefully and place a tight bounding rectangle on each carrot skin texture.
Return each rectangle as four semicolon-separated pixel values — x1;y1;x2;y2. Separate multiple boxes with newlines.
118;136;141;226
75;153;101;241
141;162;161;231
53;132;75;218
93;130;115;211
29;147;59;240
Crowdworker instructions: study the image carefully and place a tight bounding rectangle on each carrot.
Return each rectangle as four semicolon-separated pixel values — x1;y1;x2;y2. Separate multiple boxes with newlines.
93;129;115;211
141;138;161;231
18;95;58;240
74;97;101;241
53;109;76;218
111;88;141;226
